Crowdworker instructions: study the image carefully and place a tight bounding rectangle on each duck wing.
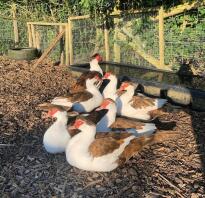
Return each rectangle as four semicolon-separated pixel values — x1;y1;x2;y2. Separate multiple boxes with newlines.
129;95;156;109
110;117;145;130
51;91;93;107
89;132;132;157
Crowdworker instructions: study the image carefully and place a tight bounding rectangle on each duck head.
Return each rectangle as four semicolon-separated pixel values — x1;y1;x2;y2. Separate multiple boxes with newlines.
91;53;103;62
116;81;137;96
37;103;78;120
71;116;96;133
96;98;116;112
103;72;117;81
90;53;103;75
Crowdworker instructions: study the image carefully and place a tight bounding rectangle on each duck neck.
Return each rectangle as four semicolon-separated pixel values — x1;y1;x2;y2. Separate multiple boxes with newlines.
71;125;96;147
86;82;100;96
96;106;117;131
103;77;118;99
120;89;135;103
90;59;103;75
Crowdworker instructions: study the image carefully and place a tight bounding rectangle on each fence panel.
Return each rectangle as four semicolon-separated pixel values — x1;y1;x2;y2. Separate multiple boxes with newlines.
70;17;105;64
164;6;205;72
109;10;159;68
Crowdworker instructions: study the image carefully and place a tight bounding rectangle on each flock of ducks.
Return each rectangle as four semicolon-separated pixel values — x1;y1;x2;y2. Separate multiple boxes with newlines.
38;53;177;172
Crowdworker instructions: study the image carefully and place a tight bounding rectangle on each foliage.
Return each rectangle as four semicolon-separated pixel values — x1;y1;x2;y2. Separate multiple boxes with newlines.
0;0;204;70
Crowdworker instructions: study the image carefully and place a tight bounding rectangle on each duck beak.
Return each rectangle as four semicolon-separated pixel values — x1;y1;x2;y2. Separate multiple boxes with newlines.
41;112;49;119
67;111;79;117
95;106;102;111
95;79;103;88
68;125;76;130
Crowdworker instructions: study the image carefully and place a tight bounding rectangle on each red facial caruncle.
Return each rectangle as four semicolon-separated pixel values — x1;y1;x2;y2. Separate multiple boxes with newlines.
74;119;84;129
101;99;111;108
119;82;130;91
47;108;59;117
95;54;102;62
103;72;111;79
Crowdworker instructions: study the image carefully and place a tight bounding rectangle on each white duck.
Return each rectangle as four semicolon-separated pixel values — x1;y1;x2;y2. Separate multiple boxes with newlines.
51;72;103;113
38;104;78;154
116;81;167;120
66;116;177;172
95;98;156;136
90;53;103;75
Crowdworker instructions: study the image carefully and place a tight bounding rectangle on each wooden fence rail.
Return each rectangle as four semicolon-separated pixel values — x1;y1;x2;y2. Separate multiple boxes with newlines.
2;0;203;69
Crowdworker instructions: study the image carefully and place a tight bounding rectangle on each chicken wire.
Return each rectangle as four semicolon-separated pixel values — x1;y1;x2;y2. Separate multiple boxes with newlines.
70;6;205;72
71;18;105;64
0;4;204;71
0;18;14;55
164;6;205;71
0;17;28;55
34;25;63;61
109;10;159;68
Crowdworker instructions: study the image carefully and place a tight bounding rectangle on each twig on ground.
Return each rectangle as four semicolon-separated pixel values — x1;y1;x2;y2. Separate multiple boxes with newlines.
158;173;185;198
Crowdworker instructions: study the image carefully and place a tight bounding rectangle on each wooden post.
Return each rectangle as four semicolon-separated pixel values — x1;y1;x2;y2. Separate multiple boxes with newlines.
31;24;36;48
68;18;73;65
113;17;121;62
33;30;65;69
159;6;165;69
59;25;65;65
104;28;110;62
65;24;69;65
11;4;19;47
27;23;32;47
35;31;41;52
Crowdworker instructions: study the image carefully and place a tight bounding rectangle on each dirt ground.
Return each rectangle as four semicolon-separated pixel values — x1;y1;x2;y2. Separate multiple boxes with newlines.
0;57;205;198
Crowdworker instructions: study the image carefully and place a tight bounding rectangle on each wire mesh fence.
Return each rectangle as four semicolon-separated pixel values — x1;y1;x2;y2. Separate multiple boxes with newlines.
0;3;204;73
109;10;159;68
0;18;15;55
71;17;105;64
34;25;62;61
164;6;205;71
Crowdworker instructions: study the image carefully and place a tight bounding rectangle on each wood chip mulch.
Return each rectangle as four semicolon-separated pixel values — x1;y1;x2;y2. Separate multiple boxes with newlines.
0;57;205;198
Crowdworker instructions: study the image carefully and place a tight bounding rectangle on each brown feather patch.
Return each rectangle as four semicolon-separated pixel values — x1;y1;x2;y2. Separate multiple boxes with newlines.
89;132;132;157
117;131;179;166
110;117;145;130
130;95;156;109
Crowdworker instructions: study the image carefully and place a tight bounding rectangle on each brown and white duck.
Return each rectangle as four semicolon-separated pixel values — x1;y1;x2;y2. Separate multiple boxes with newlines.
66;116;177;172
116;81;167;120
69;71;103;94
51;72;103;113
95;98;156;136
